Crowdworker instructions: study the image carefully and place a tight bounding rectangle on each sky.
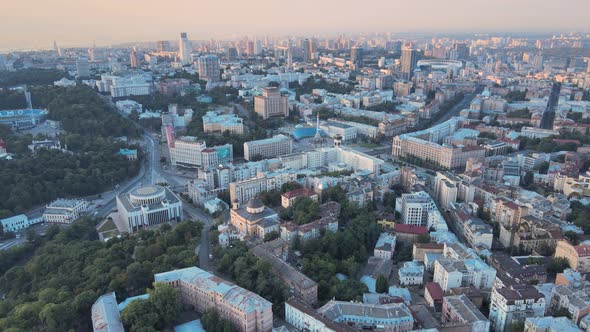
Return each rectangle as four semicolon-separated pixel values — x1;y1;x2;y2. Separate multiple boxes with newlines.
1;0;589;51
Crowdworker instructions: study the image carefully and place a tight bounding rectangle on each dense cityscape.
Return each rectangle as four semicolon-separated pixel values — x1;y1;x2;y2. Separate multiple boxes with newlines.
1;7;590;332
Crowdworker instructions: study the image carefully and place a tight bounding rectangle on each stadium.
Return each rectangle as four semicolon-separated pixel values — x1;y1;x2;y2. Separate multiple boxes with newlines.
0;109;48;129
417;59;463;73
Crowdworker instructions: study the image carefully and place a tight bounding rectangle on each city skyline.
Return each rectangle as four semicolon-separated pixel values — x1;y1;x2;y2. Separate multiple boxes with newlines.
1;0;590;51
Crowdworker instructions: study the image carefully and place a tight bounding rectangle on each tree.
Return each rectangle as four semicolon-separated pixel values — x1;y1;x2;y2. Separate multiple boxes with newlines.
417;233;431;244
148;284;181;328
376;274;389;294
547;257;570;275
263;231;279;242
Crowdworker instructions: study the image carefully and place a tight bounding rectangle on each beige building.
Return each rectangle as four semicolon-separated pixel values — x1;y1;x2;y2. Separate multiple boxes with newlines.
155;267;273;332
229;198;280;239
243;135;292;161
281;188;319;208
254;87;289;119
554;240;590;272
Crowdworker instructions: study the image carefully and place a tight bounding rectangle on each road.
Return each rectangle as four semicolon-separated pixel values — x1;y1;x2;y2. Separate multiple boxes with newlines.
432;89;481;126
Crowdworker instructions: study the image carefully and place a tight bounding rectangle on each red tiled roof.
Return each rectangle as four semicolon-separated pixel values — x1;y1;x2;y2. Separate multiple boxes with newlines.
393;224;428;235
575;244;590;257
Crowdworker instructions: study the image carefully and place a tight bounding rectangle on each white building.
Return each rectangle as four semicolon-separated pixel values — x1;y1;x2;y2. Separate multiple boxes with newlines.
319;121;357;141
434;172;460;209
398;261;425;286
374;232;396;259
396;191;437;226
202;111;244;135
43;199;89;224
489;284;546;332
116;185;182;233
0;214;30;233
244;135;293;161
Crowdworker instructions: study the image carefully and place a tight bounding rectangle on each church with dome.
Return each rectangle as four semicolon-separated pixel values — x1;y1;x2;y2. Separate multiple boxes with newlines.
229;198;280;239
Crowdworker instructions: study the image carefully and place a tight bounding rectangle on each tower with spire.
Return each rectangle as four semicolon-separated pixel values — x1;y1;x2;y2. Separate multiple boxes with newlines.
314;112;321;141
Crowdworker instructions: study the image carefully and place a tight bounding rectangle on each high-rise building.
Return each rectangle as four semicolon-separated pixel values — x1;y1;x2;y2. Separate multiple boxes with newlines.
198;55;220;82
156;40;170;52
226;47;238;61
303;38;313;62
178;32;192;65
53;40;62;57
452;42;469;60
129;48;140;68
351;46;364;68
76;58;91;78
400;48;421;80
254;87;289;119
489;284;545;332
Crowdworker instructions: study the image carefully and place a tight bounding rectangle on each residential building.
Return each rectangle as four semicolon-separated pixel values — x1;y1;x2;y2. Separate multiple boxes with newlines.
285;298;354;332
115;185;182;233
198;55;220;82
251;241;318;305
401;48;421;80
281;188;319;208
434;258;496;291
434;172;460;209
425;282;444;310
448;203;494;250
280;202;340;242
524;316;583;332
317;300;414;332
374;232;397;259
489;284;546;332
489;253;548;285
398;261;425;286
549;283;590;324
254;87;289;119
43;199;89;224
555;240;590;272
441;295;490;332
396;191;437;227
244;135;292;161
155;267;273;332
413;243;445;262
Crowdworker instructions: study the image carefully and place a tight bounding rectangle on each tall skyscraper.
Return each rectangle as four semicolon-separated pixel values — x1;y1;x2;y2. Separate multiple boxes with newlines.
400;48;421;80
130;48;140;68
351;46;364;68
53;40;62;57
254;87;289;119
198;55;220;82
226;47;238;61
179;32;192;65
303;38;313;62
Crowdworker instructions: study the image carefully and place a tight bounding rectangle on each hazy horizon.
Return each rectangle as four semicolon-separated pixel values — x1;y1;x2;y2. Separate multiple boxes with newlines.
2;0;590;51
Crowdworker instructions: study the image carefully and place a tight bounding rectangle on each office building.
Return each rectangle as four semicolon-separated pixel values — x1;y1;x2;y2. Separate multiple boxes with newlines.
155;267;273;332
243;135;292;161
76;58;91;77
392;117;485;170
129;49;140;68
254;87;289;119
178;32;192;65
400;48;421;80
198;55;220;82
489;284;546;332
170;136;207;167
317;300;414;332
351;46;364;68
303;38;313;62
442;295;490;332
43;199;89;224
116;185;182;233
0;214;32;233
202;111;244;135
